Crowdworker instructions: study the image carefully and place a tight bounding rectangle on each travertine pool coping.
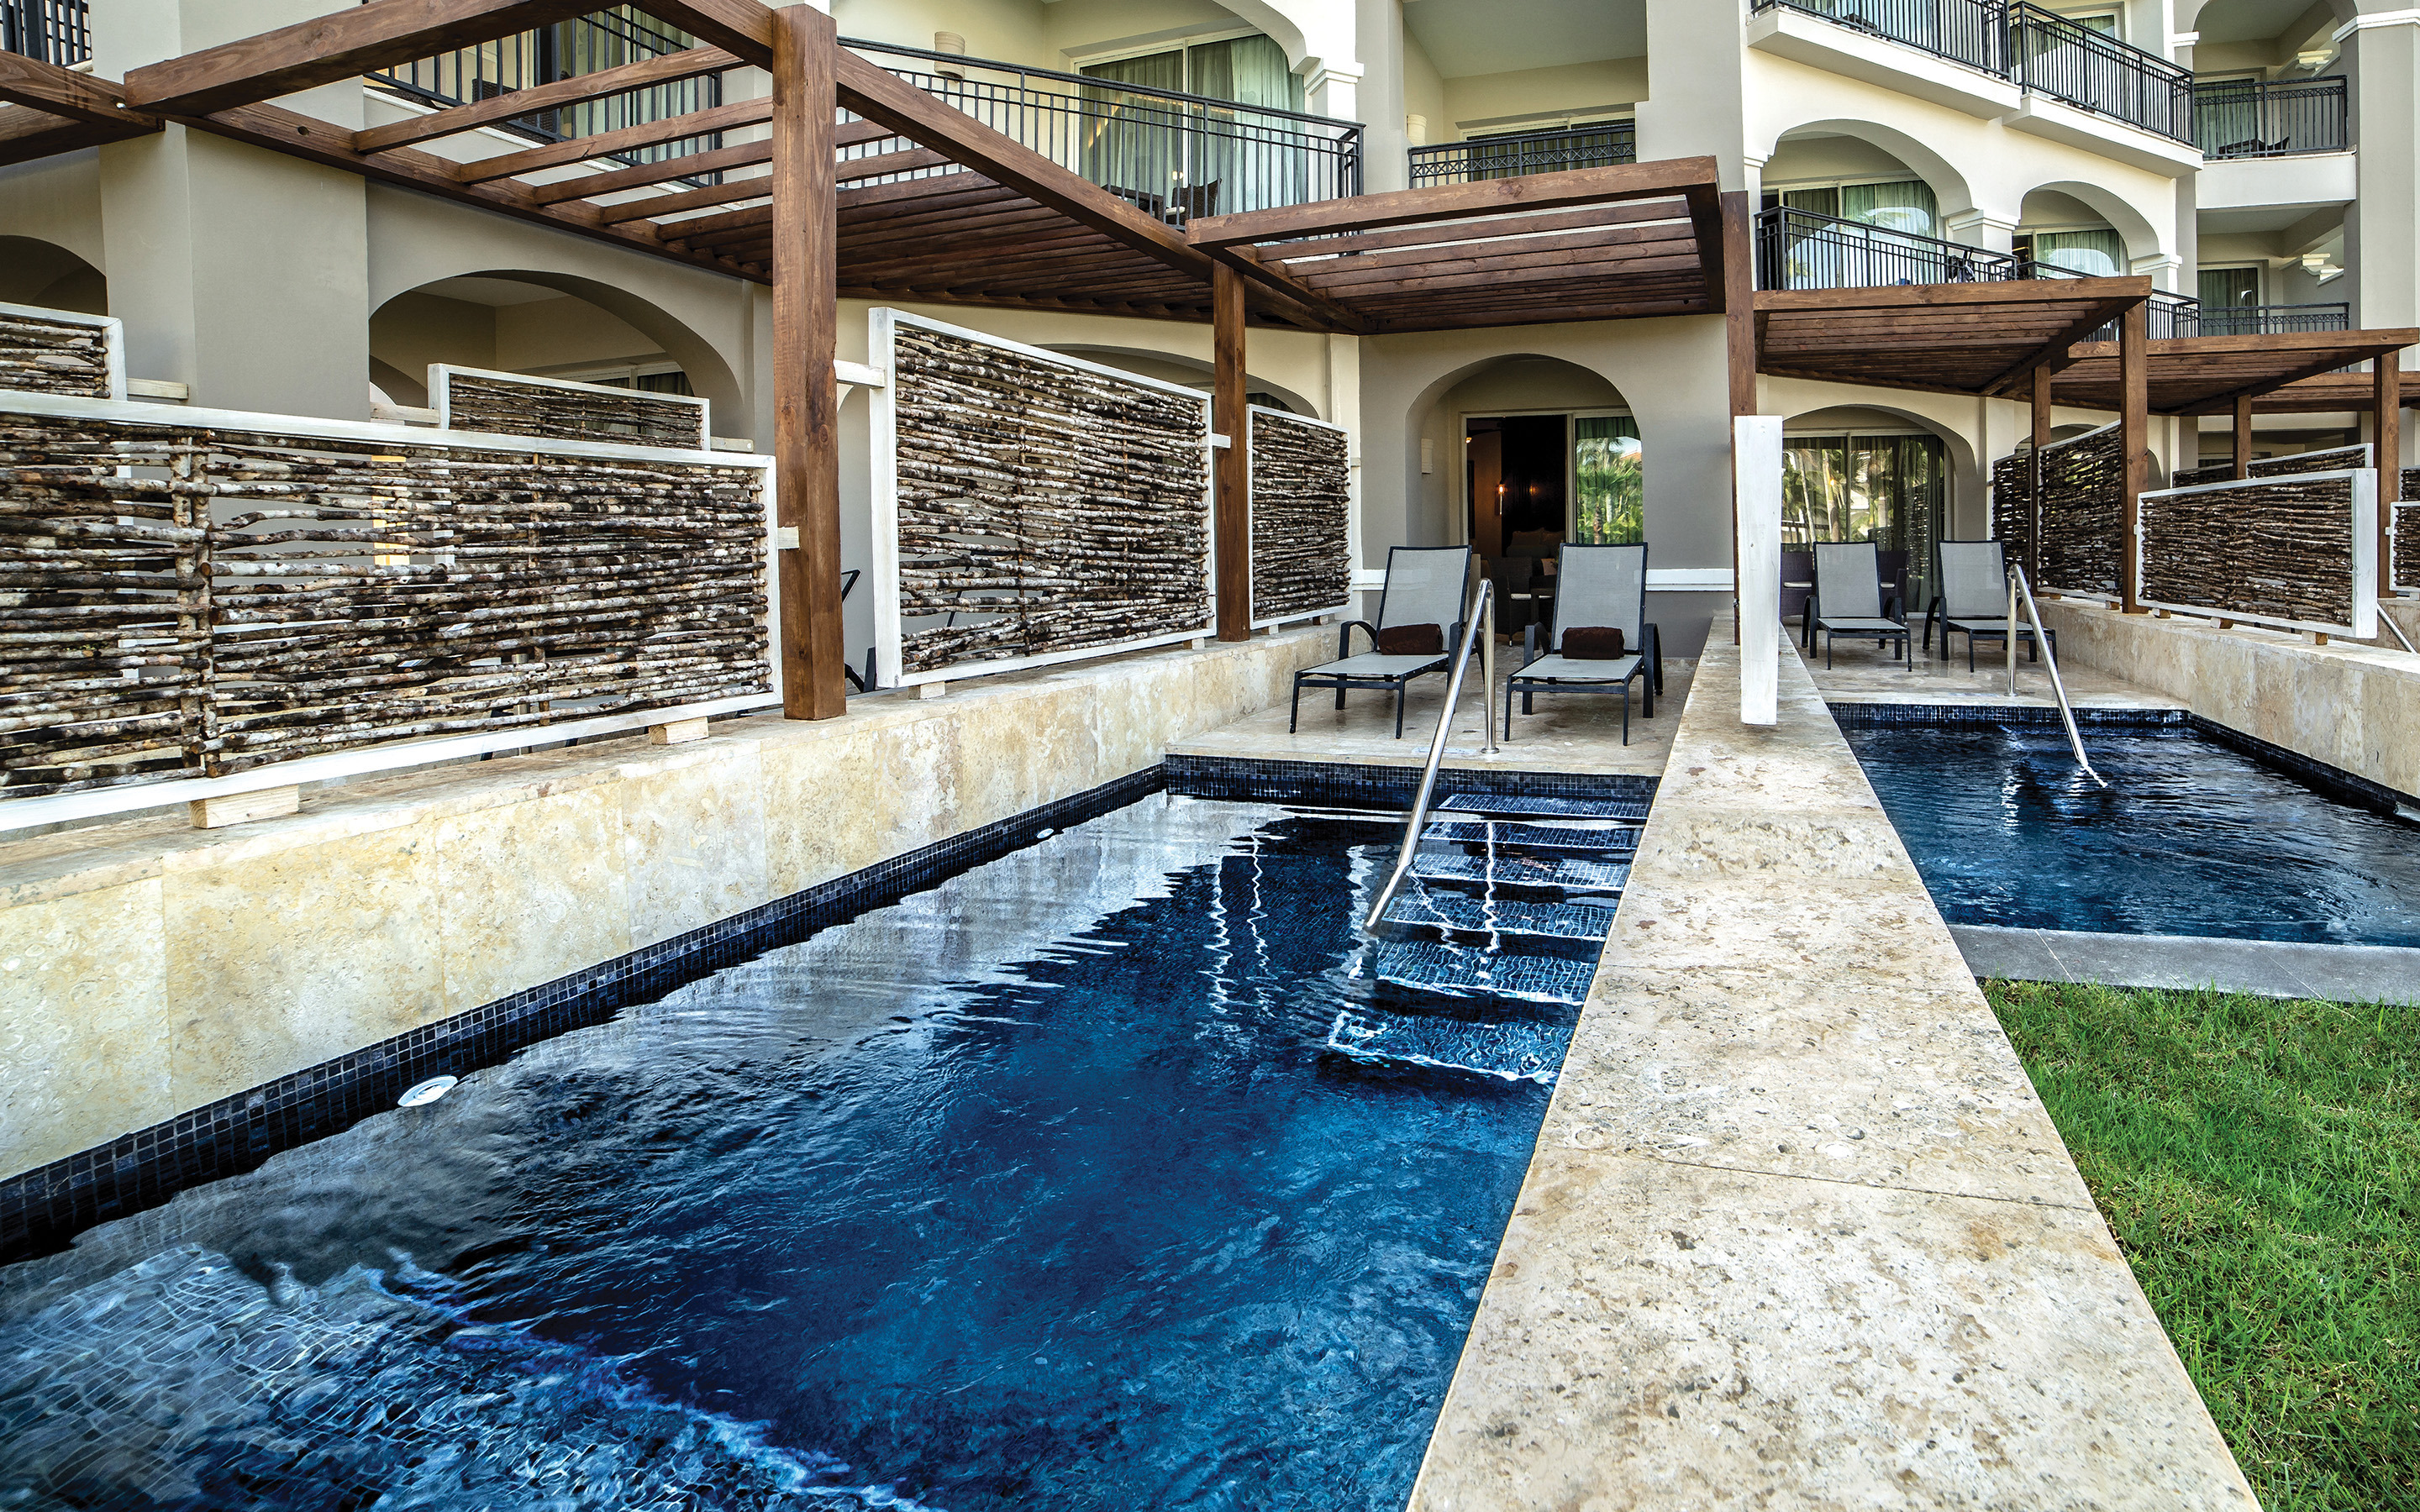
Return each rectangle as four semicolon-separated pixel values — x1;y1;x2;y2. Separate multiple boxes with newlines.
1954;923;2420;1004
1406;618;2257;1509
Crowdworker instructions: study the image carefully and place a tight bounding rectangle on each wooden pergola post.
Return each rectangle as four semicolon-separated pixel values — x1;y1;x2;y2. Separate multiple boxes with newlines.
770;3;845;717
2375;356;2402;601
1723;190;1755;643
1213;261;1251;641
2119;301;2147;612
2232;392;2254;481
2031;365;2054;453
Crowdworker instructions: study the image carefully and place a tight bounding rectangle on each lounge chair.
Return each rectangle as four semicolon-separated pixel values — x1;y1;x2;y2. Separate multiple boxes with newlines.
1923;539;2055;670
1503;542;1656;744
1803;541;1907;669
1291;544;1475;738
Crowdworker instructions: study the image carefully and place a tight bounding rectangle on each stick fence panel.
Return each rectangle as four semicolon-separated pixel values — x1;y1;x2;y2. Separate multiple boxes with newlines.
2137;468;2377;638
434;365;710;450
1247;405;1351;628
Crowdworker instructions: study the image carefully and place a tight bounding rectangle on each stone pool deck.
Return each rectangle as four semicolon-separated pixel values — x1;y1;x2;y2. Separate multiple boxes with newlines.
1957;924;2420;1004
1407;619;2256;1509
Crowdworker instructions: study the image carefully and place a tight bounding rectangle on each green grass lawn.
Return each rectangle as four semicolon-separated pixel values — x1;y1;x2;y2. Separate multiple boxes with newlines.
1986;980;2419;1511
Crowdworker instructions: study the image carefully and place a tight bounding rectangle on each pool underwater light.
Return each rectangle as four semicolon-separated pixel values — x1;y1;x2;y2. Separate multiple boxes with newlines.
398;1075;459;1108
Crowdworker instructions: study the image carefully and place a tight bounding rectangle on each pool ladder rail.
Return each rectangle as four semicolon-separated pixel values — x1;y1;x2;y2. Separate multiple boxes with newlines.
2007;564;2106;789
1334;578;1653;1081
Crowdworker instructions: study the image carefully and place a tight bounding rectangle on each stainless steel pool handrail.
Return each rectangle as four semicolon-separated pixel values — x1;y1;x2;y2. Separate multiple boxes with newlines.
1364;578;1496;932
2005;564;2106;787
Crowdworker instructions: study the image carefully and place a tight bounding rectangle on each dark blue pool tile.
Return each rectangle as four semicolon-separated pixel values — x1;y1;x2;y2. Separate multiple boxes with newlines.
1425;819;1641;854
1324;1005;1573;1083
1165;754;1657;811
1380;890;1621;944
1411;849;1630;895
0;765;1166;1267
1366;940;1602;1006
1436;793;1652;822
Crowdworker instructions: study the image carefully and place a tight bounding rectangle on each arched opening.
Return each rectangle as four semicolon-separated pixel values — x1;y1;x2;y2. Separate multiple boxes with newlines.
1422;355;1639;629
368;271;739;420
2014;185;2151;278
1763;129;1956;240
1781;403;1962;615
0;236;107;315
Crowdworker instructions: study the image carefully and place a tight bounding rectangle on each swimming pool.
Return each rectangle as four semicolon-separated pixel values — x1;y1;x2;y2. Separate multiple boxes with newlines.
0;797;1578;1512
1844;715;2420;948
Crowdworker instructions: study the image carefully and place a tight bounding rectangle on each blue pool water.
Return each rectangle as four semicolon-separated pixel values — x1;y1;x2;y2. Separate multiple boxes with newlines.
1846;722;2420;948
0;799;1570;1512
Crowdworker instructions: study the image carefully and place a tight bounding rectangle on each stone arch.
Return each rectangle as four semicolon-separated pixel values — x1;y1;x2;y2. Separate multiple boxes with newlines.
1044;343;1322;418
0;235;107;314
1754;117;1982;224
368;270;744;420
1777;399;1978;485
2013;179;2166;266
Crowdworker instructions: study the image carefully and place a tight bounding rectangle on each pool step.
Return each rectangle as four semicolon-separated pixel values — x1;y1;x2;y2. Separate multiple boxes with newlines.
1437;793;1651;823
1422;819;1640;855
1377;889;1620;947
1325;1004;1571;1084
1365;938;1599;1007
1408;848;1630;895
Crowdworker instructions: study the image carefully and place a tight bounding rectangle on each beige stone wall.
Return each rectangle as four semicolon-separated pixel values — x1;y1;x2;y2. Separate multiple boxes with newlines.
2038;601;2420;800
0;630;1330;1181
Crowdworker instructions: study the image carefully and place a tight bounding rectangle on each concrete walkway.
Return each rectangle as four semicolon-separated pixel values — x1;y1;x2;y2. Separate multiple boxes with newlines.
1956;923;2420;1003
1407;622;2255;1509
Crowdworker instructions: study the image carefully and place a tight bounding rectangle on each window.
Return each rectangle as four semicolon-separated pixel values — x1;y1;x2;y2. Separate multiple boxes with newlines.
1573;415;1642;544
2018;227;2126;276
2197;266;2260;308
1080;36;1304;218
1763;178;1940;237
1780;432;1947;596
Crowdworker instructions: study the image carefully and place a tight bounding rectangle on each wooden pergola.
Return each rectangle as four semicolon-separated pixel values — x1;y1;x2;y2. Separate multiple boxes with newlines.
1754;281;2417;606
1;0;2405;668
0;0;1749;710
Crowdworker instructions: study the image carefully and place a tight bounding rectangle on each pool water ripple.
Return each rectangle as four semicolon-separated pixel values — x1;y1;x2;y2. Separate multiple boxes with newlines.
0;799;1565;1511
1845;725;2420;948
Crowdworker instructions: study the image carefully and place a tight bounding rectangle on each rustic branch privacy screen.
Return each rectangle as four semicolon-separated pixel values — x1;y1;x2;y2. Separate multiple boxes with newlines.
0;393;773;824
1248;405;1351;627
870;309;1213;686
2174;443;2370;489
2136;469;2378;638
0;302;125;401
1991;424;2122;599
434;365;711;450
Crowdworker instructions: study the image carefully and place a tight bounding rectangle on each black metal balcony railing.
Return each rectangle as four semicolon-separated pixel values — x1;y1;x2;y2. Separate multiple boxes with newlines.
1753;0;2196;144
844;40;1361;223
1752;207;2350;339
2009;4;2193;143
371;8;723;176
1;0;87;65
1406;122;1637;187
1749;0;2007;75
1756;205;2026;289
2192;76;2349;158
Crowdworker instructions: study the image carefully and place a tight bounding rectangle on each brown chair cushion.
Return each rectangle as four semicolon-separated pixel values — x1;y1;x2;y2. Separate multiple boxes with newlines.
1560;626;1626;660
1376;622;1445;656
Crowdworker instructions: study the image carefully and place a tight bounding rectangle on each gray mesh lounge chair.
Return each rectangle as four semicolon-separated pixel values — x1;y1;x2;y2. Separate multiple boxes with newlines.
1923;539;2054;670
1503;542;1656;744
1291;544;1474;738
1805;542;1907;669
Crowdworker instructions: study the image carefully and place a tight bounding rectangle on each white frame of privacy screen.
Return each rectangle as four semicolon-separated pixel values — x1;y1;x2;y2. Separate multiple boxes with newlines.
869;307;1216;689
1247;403;1354;630
2134;468;2378;639
0;300;128;402
430;363;712;450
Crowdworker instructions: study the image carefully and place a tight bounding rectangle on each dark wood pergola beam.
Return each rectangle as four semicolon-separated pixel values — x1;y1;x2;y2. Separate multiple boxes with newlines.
166;97;760;281
455;97;771;183
354;44;740;153
1184;157;1720;248
0;52;160;131
124;0;775;118
1979;292;2148;396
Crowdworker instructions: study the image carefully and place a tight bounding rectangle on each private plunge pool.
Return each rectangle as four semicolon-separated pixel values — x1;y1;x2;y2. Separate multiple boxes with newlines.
1840;710;2420;948
0;795;1600;1512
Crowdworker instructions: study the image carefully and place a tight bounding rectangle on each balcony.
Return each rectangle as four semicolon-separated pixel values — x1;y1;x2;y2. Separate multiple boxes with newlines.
1406;123;1636;189
372;8;726;177
2192;76;2348;159
1753;207;2349;339
1749;0;2196;153
850;41;1362;223
0;0;86;64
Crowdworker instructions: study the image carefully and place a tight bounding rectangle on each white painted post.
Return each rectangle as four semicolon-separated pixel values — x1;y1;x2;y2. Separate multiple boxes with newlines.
1735;416;1781;726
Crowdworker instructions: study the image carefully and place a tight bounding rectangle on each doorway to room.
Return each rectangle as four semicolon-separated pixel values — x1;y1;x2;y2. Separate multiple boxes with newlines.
1465;408;1641;628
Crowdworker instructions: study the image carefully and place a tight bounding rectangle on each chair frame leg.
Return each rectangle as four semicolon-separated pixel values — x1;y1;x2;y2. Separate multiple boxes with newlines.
1289;677;1302;733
